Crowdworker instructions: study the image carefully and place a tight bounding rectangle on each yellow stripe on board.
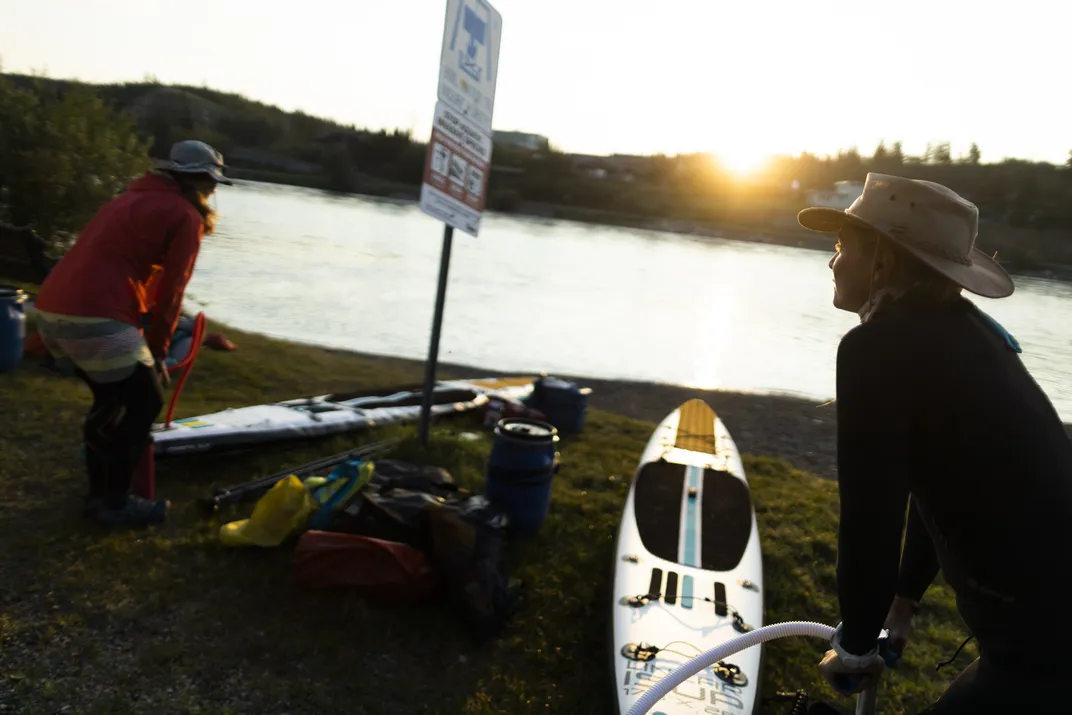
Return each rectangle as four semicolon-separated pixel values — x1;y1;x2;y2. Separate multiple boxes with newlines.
466;376;538;389
675;398;717;455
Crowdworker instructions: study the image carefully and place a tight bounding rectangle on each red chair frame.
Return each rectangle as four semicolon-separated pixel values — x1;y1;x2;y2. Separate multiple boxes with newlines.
163;311;206;428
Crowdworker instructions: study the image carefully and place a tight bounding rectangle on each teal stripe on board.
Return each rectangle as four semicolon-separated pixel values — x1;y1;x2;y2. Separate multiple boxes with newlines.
682;465;700;567
681;575;694;608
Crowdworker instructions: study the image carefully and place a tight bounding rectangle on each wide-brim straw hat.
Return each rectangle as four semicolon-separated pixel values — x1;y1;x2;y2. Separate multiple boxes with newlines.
797;172;1014;298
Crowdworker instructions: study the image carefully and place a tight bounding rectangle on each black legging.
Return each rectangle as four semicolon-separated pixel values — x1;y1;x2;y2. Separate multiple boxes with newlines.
78;363;164;508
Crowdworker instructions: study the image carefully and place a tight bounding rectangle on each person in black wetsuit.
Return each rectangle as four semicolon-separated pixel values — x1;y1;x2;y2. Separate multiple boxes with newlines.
797;173;1072;713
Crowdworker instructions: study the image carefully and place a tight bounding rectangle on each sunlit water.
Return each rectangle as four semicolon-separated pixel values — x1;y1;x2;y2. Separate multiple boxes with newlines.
185;181;1072;421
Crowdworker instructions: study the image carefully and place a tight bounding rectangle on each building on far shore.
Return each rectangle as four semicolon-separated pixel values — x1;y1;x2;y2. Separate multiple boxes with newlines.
804;180;864;209
569;153;653;182
492;130;551;152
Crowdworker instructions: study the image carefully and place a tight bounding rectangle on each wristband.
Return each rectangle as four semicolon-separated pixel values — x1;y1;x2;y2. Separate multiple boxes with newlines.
830;623;886;669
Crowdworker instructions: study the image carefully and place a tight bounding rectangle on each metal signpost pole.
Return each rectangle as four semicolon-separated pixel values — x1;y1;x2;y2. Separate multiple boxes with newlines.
416;0;502;447
417;225;454;446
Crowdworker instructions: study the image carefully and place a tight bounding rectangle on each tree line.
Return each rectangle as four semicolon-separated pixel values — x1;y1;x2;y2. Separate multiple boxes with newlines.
2;71;1070;269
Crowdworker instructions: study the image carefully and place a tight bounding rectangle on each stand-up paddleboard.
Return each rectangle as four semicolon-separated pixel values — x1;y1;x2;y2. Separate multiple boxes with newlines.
150;376;536;457
611;399;764;715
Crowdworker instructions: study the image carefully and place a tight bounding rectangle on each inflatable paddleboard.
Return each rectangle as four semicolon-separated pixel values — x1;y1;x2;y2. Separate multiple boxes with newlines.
610;399;764;715
151;376;536;457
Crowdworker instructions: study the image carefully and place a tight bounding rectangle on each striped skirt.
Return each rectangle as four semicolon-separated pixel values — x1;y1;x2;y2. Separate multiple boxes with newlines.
35;310;155;383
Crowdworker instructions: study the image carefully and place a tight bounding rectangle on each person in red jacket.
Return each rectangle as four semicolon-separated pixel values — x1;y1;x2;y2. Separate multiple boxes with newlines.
35;140;232;526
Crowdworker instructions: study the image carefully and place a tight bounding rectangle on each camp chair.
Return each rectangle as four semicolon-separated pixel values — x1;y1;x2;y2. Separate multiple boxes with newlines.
163;311;206;427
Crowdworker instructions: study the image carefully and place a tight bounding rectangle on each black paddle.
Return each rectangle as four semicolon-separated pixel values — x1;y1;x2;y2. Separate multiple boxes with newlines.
198;438;401;513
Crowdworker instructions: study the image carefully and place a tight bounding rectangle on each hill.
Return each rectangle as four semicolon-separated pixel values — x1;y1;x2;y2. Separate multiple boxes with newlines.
3;72;1072;276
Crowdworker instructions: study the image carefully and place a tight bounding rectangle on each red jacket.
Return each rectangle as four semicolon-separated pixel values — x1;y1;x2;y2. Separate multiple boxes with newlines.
35;172;204;359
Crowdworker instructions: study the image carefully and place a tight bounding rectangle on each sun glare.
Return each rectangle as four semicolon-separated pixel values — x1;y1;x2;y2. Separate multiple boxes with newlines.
710;149;772;178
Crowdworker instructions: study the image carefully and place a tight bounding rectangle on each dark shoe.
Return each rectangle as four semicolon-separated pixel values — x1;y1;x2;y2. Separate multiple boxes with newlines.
94;495;169;526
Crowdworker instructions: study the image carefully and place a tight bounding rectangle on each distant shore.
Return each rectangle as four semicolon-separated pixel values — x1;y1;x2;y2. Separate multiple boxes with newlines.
230;170;1072;283
524;203;1072;284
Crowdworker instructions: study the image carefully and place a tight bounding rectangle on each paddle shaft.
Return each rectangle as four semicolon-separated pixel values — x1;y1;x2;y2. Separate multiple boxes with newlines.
856;685;877;715
201;439;399;510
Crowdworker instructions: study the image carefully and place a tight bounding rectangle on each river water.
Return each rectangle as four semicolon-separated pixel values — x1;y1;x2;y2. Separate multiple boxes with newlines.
185;181;1072;421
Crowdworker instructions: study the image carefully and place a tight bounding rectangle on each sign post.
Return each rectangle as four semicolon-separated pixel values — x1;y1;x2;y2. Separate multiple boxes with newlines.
417;0;502;447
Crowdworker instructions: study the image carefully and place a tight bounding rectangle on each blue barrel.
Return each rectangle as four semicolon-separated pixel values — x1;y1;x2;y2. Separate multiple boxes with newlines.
485;418;560;535
0;286;28;374
529;376;592;434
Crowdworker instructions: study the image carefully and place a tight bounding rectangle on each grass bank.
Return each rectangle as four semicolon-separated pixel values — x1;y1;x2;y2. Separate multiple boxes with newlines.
0;317;976;714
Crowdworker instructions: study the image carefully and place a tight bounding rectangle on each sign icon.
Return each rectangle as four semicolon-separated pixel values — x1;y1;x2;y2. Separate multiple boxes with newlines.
466;166;484;199
438;0;502;135
455;5;487;83
448;154;468;184
431;143;450;176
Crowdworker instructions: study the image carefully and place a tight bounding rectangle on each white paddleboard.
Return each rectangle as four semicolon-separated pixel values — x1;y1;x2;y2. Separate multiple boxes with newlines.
611;398;765;715
151;376;536;457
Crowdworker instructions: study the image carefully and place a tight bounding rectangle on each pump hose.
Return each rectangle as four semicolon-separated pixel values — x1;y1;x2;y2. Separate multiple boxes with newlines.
625;621;839;715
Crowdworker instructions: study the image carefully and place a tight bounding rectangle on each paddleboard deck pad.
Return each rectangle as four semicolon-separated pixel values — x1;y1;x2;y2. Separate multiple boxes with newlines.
611;399;764;715
151;376;536;457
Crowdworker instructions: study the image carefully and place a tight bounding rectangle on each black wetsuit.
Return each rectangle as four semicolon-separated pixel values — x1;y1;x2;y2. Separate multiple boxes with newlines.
834;295;1072;712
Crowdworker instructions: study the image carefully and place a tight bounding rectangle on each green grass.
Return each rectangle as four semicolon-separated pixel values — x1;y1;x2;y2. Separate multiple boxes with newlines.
0;318;975;714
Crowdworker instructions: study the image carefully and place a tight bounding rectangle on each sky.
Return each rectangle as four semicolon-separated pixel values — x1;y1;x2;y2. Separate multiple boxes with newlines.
1;0;1068;171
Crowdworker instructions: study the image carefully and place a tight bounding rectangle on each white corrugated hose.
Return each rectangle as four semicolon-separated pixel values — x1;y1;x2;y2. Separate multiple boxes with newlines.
625;621;843;715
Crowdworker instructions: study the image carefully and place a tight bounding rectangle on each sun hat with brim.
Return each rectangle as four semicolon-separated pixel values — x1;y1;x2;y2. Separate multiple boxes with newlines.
154;139;233;186
797;172;1014;299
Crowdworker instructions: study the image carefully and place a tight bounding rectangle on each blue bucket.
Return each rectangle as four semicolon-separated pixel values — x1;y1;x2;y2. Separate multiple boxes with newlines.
528;376;591;434
0;286;28;374
485;418;560;535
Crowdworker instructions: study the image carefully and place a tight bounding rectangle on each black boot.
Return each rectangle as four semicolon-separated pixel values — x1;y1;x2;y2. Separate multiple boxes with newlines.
82;444;108;516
